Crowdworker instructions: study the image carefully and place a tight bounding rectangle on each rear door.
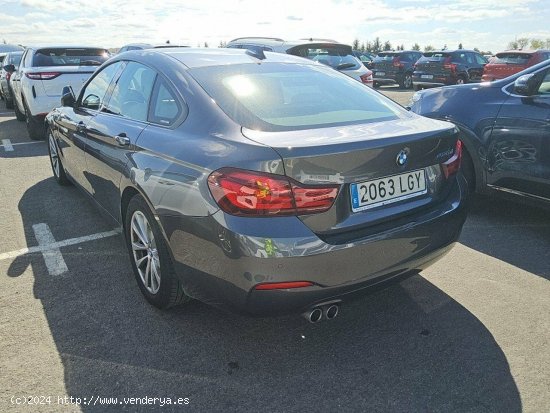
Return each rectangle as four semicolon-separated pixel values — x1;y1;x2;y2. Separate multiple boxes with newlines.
468;52;487;82
83;61;157;219
487;66;550;198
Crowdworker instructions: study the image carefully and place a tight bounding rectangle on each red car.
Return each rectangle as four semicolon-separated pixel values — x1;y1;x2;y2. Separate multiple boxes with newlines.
482;49;550;81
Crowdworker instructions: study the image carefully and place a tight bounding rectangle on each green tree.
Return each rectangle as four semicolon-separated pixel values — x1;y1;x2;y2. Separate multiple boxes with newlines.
508;40;519;49
517;37;529;49
218;41;227;48
412;43;420;51
383;41;392;51
424;45;435;52
530;39;544;49
352;38;360;50
204;42;209;48
458;43;463;49
372;37;381;53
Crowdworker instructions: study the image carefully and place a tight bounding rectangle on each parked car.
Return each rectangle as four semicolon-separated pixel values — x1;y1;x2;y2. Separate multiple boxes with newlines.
118;43;189;53
227;37;373;86
372;50;423;89
0;44;24;65
412;49;488;90
10;45;109;139
353;50;376;68
0;51;23;109
410;59;550;203
481;49;550;81
46;48;467;319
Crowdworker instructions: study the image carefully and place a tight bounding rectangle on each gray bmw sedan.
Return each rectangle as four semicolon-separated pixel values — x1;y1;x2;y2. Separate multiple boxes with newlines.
46;48;468;321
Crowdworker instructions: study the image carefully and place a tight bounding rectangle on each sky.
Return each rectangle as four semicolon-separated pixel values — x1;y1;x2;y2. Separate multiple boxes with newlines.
0;0;549;53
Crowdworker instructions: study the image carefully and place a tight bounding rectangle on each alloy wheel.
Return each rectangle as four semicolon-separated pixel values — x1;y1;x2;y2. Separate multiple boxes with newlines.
404;75;412;89
130;211;161;294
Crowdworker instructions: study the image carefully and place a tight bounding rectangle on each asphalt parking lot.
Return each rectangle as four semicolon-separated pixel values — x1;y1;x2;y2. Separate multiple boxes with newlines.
0;88;549;413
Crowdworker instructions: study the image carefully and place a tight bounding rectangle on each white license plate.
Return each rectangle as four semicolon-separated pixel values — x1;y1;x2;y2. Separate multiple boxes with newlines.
421;74;433;79
376;71;385;76
350;169;427;212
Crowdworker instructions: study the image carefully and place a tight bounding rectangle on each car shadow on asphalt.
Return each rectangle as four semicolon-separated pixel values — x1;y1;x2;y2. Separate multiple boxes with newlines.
460;194;550;281
7;178;522;412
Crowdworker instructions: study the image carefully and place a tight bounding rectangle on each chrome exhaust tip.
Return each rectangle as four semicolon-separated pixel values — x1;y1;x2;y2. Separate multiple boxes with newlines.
325;304;339;320
304;307;323;323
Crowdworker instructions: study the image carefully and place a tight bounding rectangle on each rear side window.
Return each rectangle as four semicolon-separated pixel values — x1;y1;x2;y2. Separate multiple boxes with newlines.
190;63;404;132
105;62;157;122
8;53;23;66
494;53;532;64
32;48;109;67
417;52;450;62
80;62;123;110
149;79;184;126
375;52;398;61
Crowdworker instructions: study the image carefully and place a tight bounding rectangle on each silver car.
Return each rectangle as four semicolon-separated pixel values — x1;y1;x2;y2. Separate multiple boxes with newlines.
46;48;467;321
227;37;374;87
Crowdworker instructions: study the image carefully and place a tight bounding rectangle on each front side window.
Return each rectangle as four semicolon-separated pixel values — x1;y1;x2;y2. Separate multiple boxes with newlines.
190;62;405;132
80;62;122;110
105;61;156;122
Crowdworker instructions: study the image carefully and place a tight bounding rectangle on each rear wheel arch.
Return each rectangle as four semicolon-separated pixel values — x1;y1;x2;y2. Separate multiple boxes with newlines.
451;123;487;193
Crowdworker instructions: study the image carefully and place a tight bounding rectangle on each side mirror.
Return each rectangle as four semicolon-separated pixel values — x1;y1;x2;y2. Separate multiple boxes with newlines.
60;85;76;107
514;74;537;96
3;64;15;73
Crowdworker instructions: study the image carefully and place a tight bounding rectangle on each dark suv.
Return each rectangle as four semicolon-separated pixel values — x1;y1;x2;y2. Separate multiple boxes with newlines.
413;50;488;90
372;51;423;89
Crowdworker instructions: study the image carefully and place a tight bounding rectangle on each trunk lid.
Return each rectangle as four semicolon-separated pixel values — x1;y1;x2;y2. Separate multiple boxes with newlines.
373;52;401;77
242;115;459;237
32;65;97;96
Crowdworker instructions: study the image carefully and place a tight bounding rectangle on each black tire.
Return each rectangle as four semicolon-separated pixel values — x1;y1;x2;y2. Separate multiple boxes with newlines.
47;127;70;186
455;75;467;85
461;148;476;194
24;100;45;140
13;99;25;121
372;81;379;88
413;84;422;91
400;73;413;89
125;194;191;309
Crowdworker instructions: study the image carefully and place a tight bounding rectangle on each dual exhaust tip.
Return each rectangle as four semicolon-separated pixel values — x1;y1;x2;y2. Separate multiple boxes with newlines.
304;304;339;323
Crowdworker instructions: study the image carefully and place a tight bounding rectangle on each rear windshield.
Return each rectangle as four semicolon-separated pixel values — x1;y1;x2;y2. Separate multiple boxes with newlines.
374;52;399;61
418;52;451;62
189;63;403;132
289;45;361;70
32;48;109;67
493;53;532;64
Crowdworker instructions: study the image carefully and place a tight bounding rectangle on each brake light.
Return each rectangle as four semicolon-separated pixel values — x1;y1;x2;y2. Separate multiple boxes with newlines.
254;281;314;290
441;140;463;178
6;72;11;81
392;57;404;68
360;73;373;84
25;72;61;80
443;57;456;72
208;168;340;216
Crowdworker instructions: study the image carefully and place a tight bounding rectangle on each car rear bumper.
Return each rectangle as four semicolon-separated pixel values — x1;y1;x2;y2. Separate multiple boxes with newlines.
163;174;468;316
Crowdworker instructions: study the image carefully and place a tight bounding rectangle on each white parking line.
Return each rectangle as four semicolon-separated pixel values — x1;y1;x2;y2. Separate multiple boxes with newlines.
1;139;14;151
32;223;69;276
0;227;121;266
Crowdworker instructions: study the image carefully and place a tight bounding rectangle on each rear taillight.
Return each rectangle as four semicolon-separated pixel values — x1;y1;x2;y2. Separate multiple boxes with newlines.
360;73;373;84
208;168;340;216
441;140;463;178
6;72;11;81
25;72;61;80
443;57;456;72
392;57;404;68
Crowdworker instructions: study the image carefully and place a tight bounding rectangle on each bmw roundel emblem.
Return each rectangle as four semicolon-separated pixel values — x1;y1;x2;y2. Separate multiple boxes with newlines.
396;149;408;166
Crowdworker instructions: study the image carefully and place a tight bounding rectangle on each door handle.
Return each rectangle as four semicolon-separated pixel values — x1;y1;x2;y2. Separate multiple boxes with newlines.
76;121;86;132
115;134;130;146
